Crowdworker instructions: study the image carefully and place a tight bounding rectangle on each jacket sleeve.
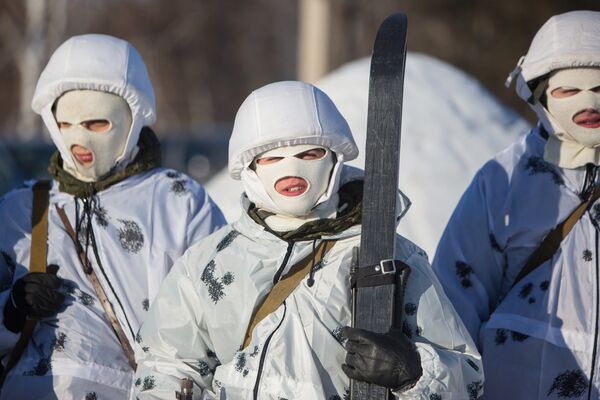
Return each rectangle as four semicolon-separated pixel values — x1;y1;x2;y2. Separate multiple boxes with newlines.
431;170;505;343
135;254;218;400
0;189;33;355
393;238;484;400
0;286;20;355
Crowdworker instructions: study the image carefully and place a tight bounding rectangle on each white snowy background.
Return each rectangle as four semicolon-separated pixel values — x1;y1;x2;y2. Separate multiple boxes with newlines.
205;53;531;257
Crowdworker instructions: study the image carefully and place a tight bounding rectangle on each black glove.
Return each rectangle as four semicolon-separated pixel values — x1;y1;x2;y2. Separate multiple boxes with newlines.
4;264;64;333
341;326;423;392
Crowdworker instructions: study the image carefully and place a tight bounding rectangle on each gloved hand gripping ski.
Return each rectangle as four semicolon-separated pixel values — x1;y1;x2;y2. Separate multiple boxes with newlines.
342;326;423;392
4;264;64;333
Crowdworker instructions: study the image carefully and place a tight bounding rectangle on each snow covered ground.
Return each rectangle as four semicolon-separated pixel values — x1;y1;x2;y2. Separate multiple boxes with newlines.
205;53;530;257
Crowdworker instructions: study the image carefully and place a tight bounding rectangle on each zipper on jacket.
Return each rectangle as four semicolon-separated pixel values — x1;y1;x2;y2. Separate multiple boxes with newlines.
589;229;600;399
272;242;294;284
251;242;294;398
252;302;287;400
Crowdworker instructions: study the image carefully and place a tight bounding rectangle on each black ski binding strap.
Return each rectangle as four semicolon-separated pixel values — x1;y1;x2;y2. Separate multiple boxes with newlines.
352;259;409;288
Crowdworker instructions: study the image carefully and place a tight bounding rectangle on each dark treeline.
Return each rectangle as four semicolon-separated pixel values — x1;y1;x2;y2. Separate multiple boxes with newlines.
0;0;599;140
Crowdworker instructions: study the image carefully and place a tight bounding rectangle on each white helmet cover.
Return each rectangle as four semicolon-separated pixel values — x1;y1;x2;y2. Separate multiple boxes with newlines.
228;81;358;214
31;34;156;173
505;11;600;167
507;11;600;107
229;81;358;178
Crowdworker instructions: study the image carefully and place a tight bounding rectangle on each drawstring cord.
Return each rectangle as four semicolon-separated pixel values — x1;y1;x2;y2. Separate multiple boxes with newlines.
307;239;317;287
75;195;97;274
582;163;599;200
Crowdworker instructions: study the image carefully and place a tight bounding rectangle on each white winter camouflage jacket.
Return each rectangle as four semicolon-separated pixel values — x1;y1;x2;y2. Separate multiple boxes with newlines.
0;169;225;399
135;174;483;400
433;126;600;399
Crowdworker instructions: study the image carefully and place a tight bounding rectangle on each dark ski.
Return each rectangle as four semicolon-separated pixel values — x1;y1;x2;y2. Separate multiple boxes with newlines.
351;12;408;400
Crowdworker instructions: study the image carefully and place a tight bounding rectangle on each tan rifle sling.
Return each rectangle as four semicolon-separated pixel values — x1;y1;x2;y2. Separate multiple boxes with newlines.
55;205;137;370
512;184;600;288
242;240;336;349
0;180;51;385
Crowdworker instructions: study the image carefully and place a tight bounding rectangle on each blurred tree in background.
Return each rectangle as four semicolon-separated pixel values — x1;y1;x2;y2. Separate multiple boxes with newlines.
0;0;599;140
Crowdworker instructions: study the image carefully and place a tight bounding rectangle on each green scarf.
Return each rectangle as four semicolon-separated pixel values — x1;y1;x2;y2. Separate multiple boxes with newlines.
48;127;162;197
248;180;363;241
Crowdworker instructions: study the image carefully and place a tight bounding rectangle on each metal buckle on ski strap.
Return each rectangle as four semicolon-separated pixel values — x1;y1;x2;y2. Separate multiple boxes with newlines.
352;259;409;288
377;259;396;274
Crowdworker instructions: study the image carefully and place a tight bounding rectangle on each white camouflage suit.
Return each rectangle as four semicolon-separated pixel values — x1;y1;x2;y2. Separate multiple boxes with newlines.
432;11;600;400
0;35;226;399
135;82;483;400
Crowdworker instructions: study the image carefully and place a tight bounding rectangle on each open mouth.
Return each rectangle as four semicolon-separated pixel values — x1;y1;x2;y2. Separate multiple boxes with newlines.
71;145;94;165
573;109;600;129
275;176;308;197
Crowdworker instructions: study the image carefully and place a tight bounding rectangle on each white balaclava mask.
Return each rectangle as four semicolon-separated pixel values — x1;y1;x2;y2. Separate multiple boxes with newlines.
252;144;338;231
54;90;133;182
546;67;600;142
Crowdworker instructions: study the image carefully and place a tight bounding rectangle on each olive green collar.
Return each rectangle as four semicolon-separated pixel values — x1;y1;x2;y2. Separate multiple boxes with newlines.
48;127;162;197
248;180;363;241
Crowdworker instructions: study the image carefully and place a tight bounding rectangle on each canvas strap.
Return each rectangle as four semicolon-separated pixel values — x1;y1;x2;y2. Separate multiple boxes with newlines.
242;240;335;349
0;180;51;385
55;205;137;370
513;184;600;287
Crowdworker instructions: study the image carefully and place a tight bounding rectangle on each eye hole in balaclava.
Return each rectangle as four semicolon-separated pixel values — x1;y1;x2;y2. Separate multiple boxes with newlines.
52;90;132;182
253;144;336;217
57;119;112;132
252;147;328;168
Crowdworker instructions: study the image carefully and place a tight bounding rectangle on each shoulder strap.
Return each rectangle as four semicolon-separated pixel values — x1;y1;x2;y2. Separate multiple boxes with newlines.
0;180;51;385
29;181;52;273
242;240;336;349
54;205;137;370
512;184;600;288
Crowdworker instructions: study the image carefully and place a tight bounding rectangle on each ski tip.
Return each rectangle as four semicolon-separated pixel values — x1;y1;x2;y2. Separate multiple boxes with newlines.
373;12;408;52
382;12;408;27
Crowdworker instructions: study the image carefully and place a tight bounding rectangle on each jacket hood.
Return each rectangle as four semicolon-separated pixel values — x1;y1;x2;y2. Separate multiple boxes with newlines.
31;34;156;173
506;10;600;103
228;81;359;180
